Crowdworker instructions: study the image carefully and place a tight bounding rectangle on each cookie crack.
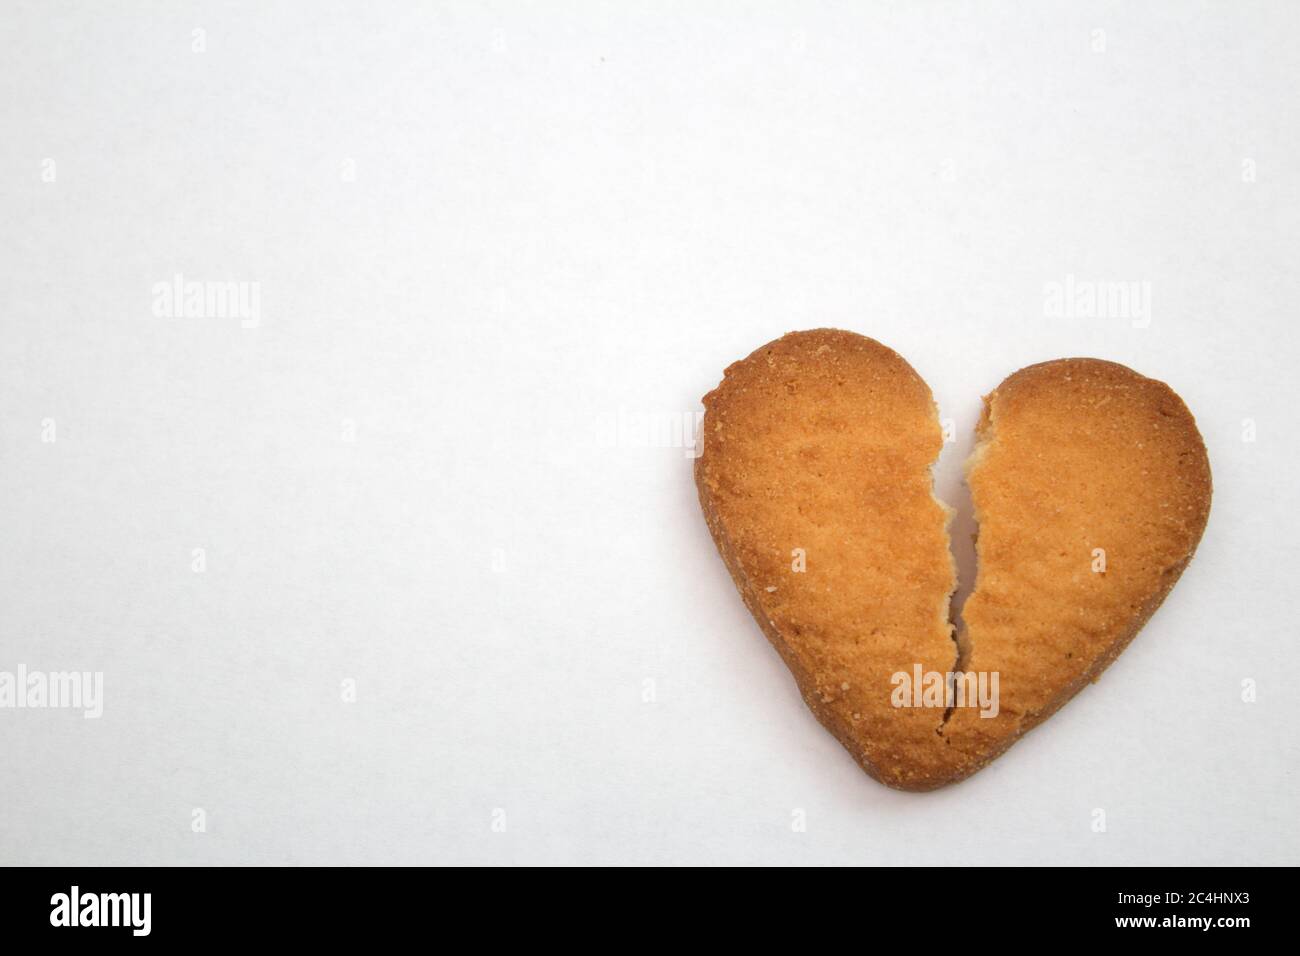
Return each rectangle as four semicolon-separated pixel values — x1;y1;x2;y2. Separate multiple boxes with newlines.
938;395;995;732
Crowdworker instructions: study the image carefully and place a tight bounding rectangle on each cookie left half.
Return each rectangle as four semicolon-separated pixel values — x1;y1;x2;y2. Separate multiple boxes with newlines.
694;328;964;789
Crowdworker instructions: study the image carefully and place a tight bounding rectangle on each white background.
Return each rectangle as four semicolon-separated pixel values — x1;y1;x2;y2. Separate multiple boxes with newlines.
2;1;1298;866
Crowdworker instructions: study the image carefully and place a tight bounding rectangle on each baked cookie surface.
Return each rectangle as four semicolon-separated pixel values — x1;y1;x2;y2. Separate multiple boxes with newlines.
695;330;1211;790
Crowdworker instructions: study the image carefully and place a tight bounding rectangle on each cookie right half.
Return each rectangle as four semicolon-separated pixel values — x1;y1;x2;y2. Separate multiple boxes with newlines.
940;358;1213;773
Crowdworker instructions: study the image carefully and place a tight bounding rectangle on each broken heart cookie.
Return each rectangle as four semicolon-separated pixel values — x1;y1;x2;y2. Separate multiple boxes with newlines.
695;329;1211;790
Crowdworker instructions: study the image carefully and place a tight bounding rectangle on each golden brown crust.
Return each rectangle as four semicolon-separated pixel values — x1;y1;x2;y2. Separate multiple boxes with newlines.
695;332;1212;791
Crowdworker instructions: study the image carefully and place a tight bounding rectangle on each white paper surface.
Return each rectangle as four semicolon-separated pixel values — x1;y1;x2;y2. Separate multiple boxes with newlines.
2;1;1297;866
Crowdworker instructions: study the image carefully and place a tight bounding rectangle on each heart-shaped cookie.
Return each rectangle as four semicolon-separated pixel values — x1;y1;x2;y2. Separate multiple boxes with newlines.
695;329;1211;790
